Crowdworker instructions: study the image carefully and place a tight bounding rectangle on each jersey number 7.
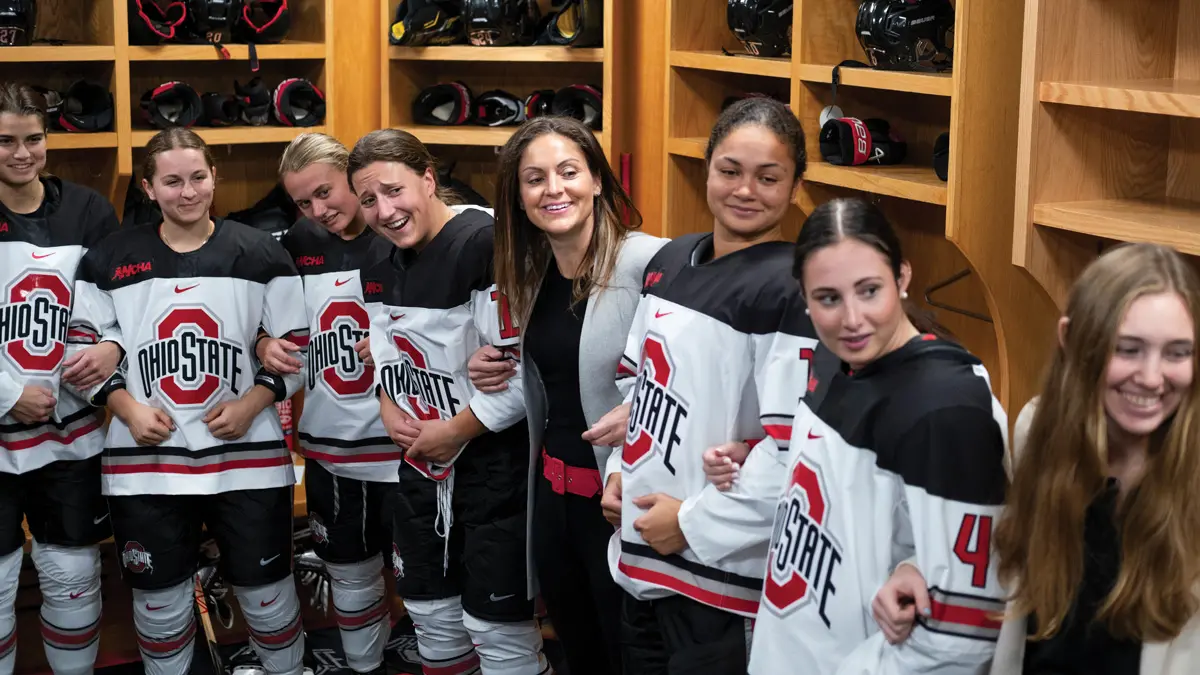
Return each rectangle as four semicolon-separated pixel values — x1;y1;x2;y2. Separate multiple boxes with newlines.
954;513;993;589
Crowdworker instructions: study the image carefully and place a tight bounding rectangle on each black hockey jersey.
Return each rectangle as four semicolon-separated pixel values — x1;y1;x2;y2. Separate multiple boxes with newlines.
279;220;396;483
0;177;119;474
612;233;834;618
750;337;1009;674
73;218;309;496
361;207;526;482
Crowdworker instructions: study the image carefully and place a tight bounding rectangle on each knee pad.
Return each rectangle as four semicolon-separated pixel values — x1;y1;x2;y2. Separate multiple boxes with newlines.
0;549;21;664
232;577;304;663
404;596;479;673
132;581;196;662
31;542;100;604
325;558;388;628
33;542;103;670
462;612;549;675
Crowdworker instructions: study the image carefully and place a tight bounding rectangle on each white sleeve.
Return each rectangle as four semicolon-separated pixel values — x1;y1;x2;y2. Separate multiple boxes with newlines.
62;248;124;404
257;263;309;401
0;372;21;418
467;284;525;432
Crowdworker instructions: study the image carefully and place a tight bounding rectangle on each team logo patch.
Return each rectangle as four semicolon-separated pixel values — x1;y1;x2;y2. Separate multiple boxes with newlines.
0;269;72;374
763;453;844;624
122;541;154;574
308;297;373;397
309;512;329;544
391;543;404;579
623;333;689;473
378;330;461;422
136;305;245;407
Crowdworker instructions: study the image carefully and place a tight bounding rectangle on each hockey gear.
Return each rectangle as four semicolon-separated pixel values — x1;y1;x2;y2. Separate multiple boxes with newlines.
404;597;480;675
463;611;551;674
523;89;555;120
272;77;326;127
389;0;464;46
551;84;602;130
201;92;241;126
0;550;18;670
325;558;389;672
727;0;793;58
474;89;524;126
234;0;290;43
534;0;601;47
0;0;35;46
58;80;114;133
235;76;272;125
128;0;187;45
463;0;538;47
856;0;954;72
413;82;473;126
179;0;239;45
819;116;908;166
133;580;197;675
30;85;63;130
140;81;203;129
233;577;306;674
32;542;103;675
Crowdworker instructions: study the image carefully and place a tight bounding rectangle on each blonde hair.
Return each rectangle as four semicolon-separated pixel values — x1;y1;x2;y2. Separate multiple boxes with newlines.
994;242;1200;642
279;132;348;179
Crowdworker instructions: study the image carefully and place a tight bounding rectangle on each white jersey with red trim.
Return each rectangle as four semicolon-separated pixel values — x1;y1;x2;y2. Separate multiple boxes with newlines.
0;177;119;473
279;220;396;483
750;337;1009;675
73;218;309;496
610;233;835;618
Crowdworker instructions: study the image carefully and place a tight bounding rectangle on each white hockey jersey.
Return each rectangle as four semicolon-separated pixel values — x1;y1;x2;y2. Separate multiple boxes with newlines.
361;207;526;483
73;218;309;496
611;233;836;618
0;177;119;474
279;220;397;483
750;336;1009;675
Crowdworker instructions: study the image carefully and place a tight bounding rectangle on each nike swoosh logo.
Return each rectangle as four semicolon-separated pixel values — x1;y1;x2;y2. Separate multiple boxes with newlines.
334;277;352;286
260;554;280;566
93;513;109;525
146;603;168;611
260;592;282;607
175;284;199;293
654;310;672;318
69;591;86;600
489;593;515;602
807;430;822;440
32;252;56;259
390;313;405;320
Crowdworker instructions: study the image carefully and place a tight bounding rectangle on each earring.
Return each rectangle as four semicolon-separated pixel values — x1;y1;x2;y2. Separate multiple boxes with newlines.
901;291;909;300
805;308;811;316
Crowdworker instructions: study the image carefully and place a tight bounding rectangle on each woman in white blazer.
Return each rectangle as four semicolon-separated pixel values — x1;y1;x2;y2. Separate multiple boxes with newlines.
468;116;666;675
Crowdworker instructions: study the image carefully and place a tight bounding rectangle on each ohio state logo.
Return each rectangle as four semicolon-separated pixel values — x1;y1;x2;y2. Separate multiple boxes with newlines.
136;306;245;406
309;512;329;544
763;454;843;624
0;270;72;373
378;331;461;421
623;333;689;473
391;543;405;579
307;298;373;397
122;541;154;574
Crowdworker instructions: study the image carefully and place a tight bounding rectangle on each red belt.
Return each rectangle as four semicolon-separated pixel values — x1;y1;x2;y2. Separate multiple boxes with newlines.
542;449;602;498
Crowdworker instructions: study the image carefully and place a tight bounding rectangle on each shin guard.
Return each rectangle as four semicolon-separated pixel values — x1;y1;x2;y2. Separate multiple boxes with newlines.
133;580;196;675
233;576;305;674
404;596;480;675
31;542;102;675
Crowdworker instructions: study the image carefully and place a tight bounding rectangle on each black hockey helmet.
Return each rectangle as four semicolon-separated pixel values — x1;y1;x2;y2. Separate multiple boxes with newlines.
727;0;793;58
389;0;464;46
463;0;537;47
474;90;523;127
533;0;602;47
551;84;602;130
179;0;240;44
129;0;188;45
413;82;473;126
0;0;35;46
272;77;325;127
234;76;271;125
234;0;290;43
855;0;954;72
523;89;555;119
200;92;240;126
29;86;63;130
140;81;203;129
58;80;114;133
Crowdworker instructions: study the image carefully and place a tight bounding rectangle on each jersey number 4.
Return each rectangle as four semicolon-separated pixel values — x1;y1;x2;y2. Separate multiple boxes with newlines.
954;513;993;589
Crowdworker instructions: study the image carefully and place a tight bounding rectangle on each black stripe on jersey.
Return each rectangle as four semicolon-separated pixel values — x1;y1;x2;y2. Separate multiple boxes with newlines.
105;439;286;459
640;233;811;336
279;219;392;276
0;405;96;434
298;432;392;449
0;177;118;249
621;541;762;591
78;219;299;292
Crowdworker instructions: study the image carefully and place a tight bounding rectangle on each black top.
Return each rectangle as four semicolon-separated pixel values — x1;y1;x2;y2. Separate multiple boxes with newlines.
1024;480;1142;674
525;262;595;469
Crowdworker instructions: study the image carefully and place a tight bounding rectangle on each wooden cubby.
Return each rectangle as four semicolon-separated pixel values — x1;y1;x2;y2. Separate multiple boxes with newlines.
1014;0;1200;309
0;0;335;214
663;0;1061;413
380;0;618;202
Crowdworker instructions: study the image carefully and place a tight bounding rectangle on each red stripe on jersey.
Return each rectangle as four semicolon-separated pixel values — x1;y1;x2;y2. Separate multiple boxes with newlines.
0;418;102;451
617;560;759;616
103;454;293;475
617;361;636;377
929;597;1003;631
303;449;405;464
763;424;791;441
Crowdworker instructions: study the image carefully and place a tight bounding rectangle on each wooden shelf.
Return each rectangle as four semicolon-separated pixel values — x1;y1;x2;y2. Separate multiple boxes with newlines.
804;161;948;205
0;45;116;62
48;132;118;149
796;63;954;97
1038;79;1200;118
128;41;326;61
389;46;604;62
1033;198;1200;255
401;125;605;148
131;126;327;146
667;137;707;159
669;50;790;79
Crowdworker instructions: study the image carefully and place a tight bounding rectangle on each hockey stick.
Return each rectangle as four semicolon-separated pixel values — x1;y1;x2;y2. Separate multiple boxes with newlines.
194;569;225;675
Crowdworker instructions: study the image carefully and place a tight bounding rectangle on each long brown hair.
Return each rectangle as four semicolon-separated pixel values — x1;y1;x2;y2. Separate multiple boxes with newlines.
994;242;1200;642
0;82;48;132
493;116;641;322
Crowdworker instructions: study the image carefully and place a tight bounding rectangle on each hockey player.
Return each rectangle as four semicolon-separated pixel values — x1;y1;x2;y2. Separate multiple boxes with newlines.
73;128;310;675
0;82;122;675
349;128;551;675
256;132;396;675
705;198;1009;674
607;97;835;672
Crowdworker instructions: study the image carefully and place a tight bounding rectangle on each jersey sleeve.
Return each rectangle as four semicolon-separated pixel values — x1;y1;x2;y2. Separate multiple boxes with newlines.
871;406;1009;673
63;243;124;404
678;291;822;567
468;282;526;432
256;242;309;401
0;372;21;417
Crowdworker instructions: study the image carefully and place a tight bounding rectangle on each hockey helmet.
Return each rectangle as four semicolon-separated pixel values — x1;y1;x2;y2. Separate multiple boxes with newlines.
0;0;35;46
551;84;602;130
523;89;555;120
234;77;272;125
234;0;290;43
412;82;473;126
58;80;114;133
727;0;793;58
272;78;325;127
389;0;463;46
129;0;188;45
855;0;954;72
474;90;524;127
29;86;63;131
463;0;537;47
533;0;602;47
179;0;240;44
140;81;203;129
200;92;241;126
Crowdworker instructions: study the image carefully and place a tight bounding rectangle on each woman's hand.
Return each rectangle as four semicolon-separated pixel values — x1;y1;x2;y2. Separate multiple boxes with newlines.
256;336;303;375
702;442;751;491
582;403;630;447
600;473;622;527
124;402;175;446
61;341;122;389
468;345;516;393
354;338;373;367
872;562;931;645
